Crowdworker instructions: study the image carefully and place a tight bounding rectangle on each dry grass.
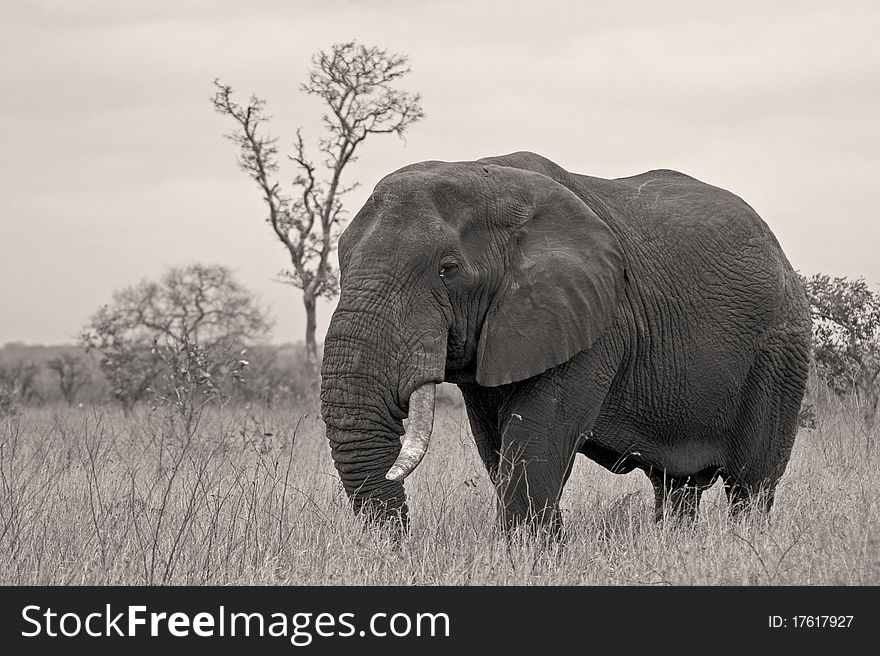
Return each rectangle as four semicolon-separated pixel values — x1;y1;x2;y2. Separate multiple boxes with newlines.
0;396;877;585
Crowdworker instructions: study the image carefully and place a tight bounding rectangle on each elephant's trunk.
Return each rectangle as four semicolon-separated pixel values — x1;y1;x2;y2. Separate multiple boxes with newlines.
320;301;445;527
326;425;409;524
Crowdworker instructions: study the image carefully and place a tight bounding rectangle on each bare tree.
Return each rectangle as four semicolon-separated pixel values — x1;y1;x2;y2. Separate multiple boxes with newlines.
212;41;424;366
81;264;272;414
47;353;90;406
112;264;272;348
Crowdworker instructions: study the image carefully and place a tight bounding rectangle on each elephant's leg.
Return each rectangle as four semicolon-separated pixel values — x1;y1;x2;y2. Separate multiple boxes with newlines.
489;337;618;537
648;471;705;523
459;384;503;482
494;423;584;538
462;383;587;537
723;333;809;520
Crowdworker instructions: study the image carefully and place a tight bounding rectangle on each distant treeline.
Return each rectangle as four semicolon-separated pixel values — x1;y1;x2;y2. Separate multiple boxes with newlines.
0;341;316;410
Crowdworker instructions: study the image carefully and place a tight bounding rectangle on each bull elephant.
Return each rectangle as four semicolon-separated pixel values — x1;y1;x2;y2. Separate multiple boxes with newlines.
320;151;811;535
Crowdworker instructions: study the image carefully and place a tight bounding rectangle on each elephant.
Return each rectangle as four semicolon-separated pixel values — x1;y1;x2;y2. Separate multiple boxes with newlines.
320;151;811;535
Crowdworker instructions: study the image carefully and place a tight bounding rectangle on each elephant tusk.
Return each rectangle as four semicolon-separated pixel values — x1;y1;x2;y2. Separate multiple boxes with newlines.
385;382;436;481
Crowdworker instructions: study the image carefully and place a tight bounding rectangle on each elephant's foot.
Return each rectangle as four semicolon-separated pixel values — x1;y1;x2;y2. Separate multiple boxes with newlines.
724;479;776;521
497;495;563;533
649;472;705;524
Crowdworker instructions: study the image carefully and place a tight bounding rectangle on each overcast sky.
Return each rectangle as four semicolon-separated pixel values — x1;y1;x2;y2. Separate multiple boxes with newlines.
2;0;878;345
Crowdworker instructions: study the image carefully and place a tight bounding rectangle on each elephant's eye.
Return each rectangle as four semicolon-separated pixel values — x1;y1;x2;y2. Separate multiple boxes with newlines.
439;259;458;279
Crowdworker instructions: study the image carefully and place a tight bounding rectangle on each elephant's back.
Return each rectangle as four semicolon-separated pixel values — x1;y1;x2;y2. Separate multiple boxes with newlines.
610;169;781;255
580;170;800;321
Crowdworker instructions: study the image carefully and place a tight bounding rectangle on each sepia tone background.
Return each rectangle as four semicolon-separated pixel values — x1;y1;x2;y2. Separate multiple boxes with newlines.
2;0;878;346
1;0;878;588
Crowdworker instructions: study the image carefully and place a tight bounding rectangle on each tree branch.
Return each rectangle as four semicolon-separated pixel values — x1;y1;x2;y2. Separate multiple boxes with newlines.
213;42;423;357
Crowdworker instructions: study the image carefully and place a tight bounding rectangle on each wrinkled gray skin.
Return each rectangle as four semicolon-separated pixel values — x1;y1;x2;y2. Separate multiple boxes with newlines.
320;151;811;534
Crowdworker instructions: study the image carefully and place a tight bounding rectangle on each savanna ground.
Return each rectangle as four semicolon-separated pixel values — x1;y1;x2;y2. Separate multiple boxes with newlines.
1;386;877;585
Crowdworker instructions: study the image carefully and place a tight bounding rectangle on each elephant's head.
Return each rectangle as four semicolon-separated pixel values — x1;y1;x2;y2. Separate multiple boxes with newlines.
320;152;625;526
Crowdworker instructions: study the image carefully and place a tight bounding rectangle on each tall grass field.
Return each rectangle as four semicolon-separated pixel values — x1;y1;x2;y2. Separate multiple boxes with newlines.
1;388;877;585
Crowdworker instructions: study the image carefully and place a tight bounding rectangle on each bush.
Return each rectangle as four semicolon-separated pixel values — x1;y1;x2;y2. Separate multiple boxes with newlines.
0;361;39;415
231;343;316;406
81;264;273;414
801;273;880;428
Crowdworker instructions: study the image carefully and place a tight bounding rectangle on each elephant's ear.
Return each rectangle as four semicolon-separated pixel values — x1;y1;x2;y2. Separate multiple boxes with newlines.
475;167;626;387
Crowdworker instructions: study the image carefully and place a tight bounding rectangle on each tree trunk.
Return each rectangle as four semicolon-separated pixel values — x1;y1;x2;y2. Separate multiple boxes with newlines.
303;290;318;372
